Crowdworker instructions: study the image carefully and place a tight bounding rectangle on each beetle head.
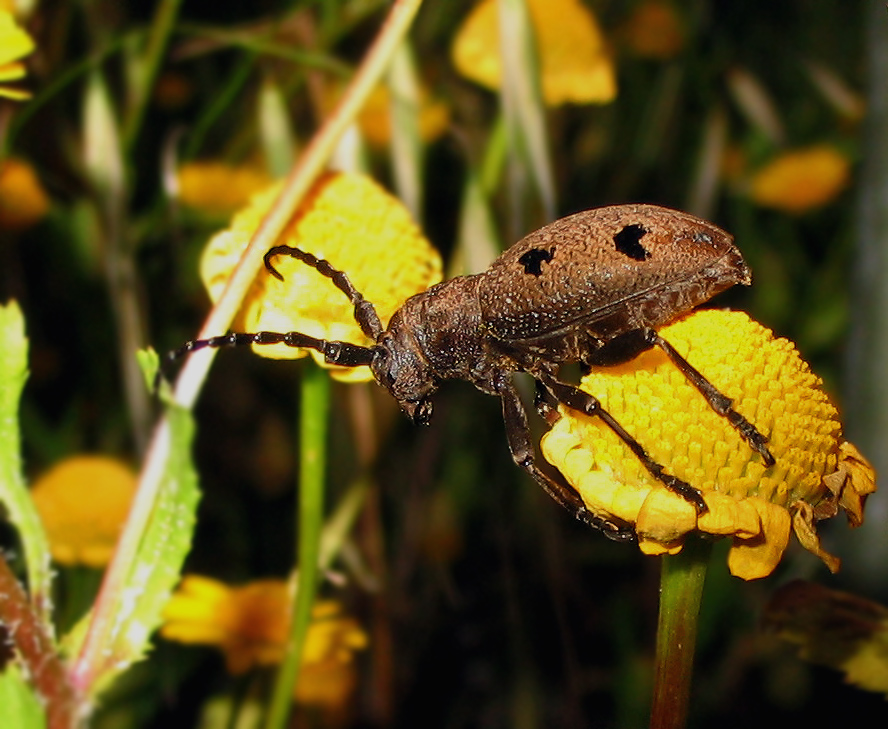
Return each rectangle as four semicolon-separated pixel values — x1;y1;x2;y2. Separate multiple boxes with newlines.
371;313;438;426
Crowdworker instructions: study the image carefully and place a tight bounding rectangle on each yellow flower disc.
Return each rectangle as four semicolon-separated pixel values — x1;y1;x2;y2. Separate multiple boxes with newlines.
30;456;137;568
200;171;442;382
540;309;875;580
451;0;617;106
749;145;850;214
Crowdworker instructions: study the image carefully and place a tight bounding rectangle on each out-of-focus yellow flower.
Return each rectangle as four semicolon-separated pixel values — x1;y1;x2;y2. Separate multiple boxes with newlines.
451;0;617;106
161;576;368;708
764;580;888;696
0;157;49;230
621;1;685;60
0;10;34;101
200;171;442;383
749;145;851;214
541;310;875;580
31;456;137;568
177;162;272;216
322;83;450;148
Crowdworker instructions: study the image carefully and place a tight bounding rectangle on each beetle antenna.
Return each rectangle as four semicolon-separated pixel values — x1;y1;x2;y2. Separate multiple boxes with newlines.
264;246;384;340
156;331;376;392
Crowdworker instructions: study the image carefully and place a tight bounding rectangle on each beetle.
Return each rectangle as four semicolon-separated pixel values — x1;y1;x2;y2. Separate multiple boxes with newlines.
165;204;774;541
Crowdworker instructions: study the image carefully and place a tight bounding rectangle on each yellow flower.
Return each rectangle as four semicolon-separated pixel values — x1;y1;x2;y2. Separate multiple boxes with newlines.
30;456;137;567
0;157;49;230
321;83;450;148
177;162;272;215
451;0;617;106
748;145;851;213
200;171;442;383
0;10;35;101
621;1;685;60
541;310;875;580
161;576;368;708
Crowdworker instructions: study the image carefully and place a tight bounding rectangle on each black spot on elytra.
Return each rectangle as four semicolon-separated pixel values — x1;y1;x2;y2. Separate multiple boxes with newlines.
518;246;555;276
614;224;650;261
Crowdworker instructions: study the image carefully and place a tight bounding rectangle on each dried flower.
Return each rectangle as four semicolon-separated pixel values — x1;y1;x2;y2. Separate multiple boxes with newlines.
541;310;875;580
621;1;685;60
30;456;137;567
451;0;617;106
200;171;442;382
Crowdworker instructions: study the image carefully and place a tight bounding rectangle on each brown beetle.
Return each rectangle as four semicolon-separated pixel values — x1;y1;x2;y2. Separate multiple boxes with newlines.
166;204;774;540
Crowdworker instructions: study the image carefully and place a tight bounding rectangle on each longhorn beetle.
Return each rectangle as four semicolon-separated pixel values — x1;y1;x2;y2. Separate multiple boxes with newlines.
165;204;774;541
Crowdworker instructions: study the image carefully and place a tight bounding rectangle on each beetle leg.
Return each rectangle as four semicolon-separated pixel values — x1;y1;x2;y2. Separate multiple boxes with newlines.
538;376;708;514
497;378;636;542
644;329;776;467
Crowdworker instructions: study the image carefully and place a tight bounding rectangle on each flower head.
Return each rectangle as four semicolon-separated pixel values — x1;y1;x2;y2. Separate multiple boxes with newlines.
541;310;875;580
200;171;442;382
451;0;617;106
0;10;35;101
161;575;368;707
30;456;137;567
748;145;851;214
0;157;50;230
321;83;450;148
176;162;272;216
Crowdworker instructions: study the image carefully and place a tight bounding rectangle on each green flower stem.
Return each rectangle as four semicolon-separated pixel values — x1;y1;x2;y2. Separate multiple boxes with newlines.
122;0;183;153
650;536;713;729
265;362;330;729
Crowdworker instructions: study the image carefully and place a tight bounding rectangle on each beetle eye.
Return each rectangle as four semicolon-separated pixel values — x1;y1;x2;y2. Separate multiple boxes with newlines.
413;399;433;426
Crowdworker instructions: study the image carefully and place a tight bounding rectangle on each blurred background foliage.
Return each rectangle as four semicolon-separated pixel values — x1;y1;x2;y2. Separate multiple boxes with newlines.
1;0;886;727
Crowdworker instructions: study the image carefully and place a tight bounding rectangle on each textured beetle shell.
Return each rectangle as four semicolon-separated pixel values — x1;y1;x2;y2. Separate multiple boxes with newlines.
477;204;749;345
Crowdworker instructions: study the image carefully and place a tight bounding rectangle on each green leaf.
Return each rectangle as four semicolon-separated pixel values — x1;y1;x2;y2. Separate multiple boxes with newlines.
116;399;200;665
0;664;47;729
72;352;201;698
0;301;53;622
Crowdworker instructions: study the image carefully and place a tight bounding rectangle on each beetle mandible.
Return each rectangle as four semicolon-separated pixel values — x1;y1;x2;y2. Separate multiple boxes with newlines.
167;204;775;541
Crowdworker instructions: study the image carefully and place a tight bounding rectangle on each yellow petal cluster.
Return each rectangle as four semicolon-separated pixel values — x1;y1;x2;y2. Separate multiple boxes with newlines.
30;456;137;567
541;310;875;580
0;157;50;230
177;162;272;215
749;145;850;214
0;10;34;101
451;0;617;106
161;575;368;708
200;171;442;382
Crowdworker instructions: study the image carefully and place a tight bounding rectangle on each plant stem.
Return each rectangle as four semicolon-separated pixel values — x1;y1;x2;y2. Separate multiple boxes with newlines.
650;537;712;729
264;363;330;729
0;553;80;729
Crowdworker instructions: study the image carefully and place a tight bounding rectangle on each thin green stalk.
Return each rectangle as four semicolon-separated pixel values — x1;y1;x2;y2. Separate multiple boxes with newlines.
265;363;330;729
123;0;183;153
650;536;712;729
